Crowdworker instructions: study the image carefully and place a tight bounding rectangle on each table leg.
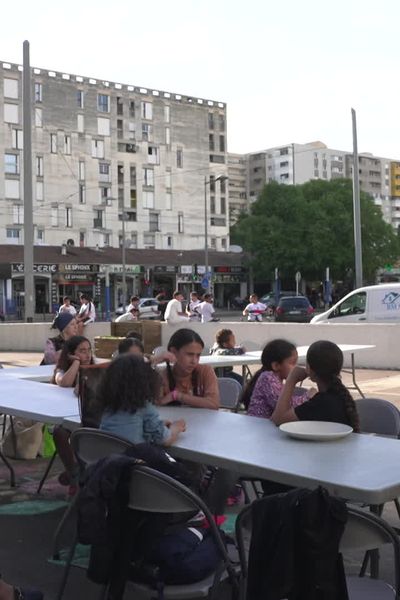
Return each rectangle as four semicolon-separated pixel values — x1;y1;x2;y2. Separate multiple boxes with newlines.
342;353;365;398
0;448;16;487
242;365;252;382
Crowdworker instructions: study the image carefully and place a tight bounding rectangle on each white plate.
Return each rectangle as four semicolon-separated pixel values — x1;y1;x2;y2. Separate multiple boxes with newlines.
279;421;353;441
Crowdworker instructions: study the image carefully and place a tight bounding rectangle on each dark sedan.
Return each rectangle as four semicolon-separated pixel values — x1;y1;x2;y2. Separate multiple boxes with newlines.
274;296;315;323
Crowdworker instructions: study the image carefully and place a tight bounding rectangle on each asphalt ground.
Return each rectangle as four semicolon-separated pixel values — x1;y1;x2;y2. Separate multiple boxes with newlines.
1;351;400;598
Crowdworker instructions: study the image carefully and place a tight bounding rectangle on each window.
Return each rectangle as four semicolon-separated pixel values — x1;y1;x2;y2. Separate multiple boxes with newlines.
148;146;159;164
93;210;104;229
178;212;184;233
143;190;154;209
177;148;183;168
221;238;227;250
35;107;42;127
220;178;226;194
117;97;123;115
210;196;216;213
79;184;86;204
128;122;135;139
130;189;137;208
36;156;43;177
209;154;225;164
164;105;170;122
210;238;217;249
130;165;136;186
99;162;110;182
36;228;44;243
129;100;135;117
166;235;173;248
149;212;160;232
142;123;153;141
220;196;226;214
12;129;23;149
98;117;110;136
51;207;59;227
79;231;85;247
130;232;138;247
100;187;111;204
64;135;71;154
143;233;155;247
97;94;110;113
143;167;154;187
280;161;289;168
36;181;44;201
13;204;23;224
77;114;84;132
141;101;153;119
79;161;85;181
209;134;215;151
280;147;289;155
5;179;20;198
5;153;19;174
117;119;123;138
103;233;111;246
66;207;73;228
50;133;57;153
219;135;225;152
165;170;171;189
210;218;226;227
77;90;84;108
208;113;214;129
4;78;18;98
165;127;170;145
219;114;225;130
4;103;19;123
34;82;42;102
92;139;104;158
6;228;20;242
329;292;366;319
210;175;215;192
166;192;172;210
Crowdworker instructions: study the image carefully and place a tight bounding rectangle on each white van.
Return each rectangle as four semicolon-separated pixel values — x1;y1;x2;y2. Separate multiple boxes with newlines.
310;283;400;324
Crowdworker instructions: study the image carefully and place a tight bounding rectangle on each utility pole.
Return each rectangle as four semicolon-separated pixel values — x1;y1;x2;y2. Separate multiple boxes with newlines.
351;108;363;288
22;40;35;322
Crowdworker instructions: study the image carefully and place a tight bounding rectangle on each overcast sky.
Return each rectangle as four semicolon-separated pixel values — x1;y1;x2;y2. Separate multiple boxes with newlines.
2;0;400;157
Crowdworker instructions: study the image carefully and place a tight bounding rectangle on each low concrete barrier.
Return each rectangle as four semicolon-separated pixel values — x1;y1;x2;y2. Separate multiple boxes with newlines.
0;320;398;370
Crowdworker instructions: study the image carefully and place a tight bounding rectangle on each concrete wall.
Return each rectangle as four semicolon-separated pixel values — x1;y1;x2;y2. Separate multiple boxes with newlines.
160;321;400;370
0;320;399;370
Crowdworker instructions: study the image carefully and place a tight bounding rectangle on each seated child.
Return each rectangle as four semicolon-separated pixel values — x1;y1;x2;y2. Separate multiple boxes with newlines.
210;328;245;385
100;354;186;446
244;339;314;417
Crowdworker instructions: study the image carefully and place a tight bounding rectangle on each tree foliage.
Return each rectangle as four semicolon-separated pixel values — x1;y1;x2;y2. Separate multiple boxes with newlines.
231;179;400;282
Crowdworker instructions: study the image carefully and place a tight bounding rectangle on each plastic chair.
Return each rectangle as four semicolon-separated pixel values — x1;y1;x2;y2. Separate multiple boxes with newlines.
217;377;242;412
235;502;400;600
357;397;400;438
52;428;135;561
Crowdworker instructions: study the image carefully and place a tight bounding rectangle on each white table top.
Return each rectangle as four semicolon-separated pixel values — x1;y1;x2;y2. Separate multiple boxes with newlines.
0;378;79;424
154;406;400;505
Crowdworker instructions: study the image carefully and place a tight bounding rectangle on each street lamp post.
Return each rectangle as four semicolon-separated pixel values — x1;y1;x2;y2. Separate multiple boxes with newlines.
120;211;127;308
203;174;228;292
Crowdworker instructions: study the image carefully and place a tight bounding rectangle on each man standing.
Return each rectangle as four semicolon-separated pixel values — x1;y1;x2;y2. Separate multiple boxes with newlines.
164;291;189;324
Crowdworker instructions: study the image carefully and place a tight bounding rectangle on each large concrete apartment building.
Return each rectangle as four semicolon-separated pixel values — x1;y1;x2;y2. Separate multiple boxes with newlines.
0;60;230;252
236;141;400;230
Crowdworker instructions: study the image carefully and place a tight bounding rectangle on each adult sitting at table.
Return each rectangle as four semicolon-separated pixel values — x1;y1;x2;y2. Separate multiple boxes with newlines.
271;340;360;430
41;312;79;365
158;328;219;409
52;336;95;490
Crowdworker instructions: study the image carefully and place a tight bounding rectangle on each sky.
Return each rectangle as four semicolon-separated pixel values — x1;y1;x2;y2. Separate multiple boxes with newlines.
2;0;400;158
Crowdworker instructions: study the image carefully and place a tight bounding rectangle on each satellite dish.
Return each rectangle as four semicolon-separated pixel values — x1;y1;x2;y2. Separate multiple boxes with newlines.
229;245;243;253
66;239;75;246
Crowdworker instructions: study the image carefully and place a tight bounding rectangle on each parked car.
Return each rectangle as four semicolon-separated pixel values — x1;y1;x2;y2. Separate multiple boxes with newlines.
260;291;299;313
274;296;314;323
115;297;161;319
311;283;400;324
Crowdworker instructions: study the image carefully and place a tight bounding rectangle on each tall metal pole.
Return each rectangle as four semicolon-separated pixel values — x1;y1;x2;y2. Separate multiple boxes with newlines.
351;108;363;288
121;212;127;307
204;176;209;292
22;40;35;322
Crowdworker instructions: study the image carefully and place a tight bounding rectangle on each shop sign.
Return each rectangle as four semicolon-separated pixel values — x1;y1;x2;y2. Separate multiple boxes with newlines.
197;265;206;274
214;266;245;273
12;263;58;274
154;265;177;273
58;264;99;273
180;265;193;274
61;273;97;281
99;264;142;274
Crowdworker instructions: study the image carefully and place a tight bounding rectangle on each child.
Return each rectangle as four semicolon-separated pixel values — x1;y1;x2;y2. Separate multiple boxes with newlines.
271;340;360;431
196;293;217;323
210;328;245;385
76;294;96;334
186;291;201;322
158;328;220;410
99;354;186;446
58;295;77;316
245;339;312;416
243;294;266;322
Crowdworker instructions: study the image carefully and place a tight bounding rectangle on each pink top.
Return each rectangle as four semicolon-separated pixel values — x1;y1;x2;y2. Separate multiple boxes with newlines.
247;370;308;419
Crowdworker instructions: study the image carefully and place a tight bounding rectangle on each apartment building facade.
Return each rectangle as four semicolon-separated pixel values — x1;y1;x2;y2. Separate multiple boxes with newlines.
227;152;247;224
0;60;230;253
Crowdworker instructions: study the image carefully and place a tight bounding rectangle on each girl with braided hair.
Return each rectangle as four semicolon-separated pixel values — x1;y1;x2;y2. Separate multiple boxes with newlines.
271;340;359;431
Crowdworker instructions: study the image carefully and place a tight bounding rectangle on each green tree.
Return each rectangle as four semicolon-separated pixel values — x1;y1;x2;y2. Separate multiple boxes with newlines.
231;179;400;283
